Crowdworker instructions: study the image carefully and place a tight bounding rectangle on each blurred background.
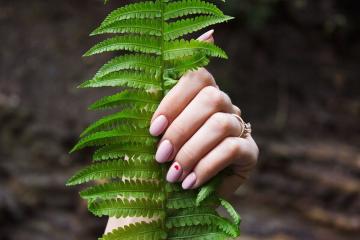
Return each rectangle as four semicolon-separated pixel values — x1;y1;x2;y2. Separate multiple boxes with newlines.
0;0;359;239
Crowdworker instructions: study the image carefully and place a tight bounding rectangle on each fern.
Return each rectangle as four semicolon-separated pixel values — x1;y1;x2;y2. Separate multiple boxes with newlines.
68;0;241;239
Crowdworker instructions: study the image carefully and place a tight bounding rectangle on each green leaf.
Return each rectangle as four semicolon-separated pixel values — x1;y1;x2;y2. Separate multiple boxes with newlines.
80;108;152;137
70;126;156;153
93;143;155;162
101;1;161;27
164;39;227;60
164;0;224;20
84;35;161;56
92;18;162;36
167;225;231;240
89;198;165;218
66;160;161;186
94;54;161;79
220;198;241;225
166;208;240;237
80;180;165;201
100;221;167;240
89;90;161;110
79;71;162;91
196;175;222;206
164;15;233;40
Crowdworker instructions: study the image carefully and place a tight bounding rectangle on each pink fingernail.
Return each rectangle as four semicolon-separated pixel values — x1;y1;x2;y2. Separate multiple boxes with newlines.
166;162;183;183
150;115;168;136
182;172;197;189
155;140;173;163
197;29;214;41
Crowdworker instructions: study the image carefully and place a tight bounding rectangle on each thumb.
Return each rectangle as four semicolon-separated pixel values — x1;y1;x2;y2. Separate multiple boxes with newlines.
197;29;214;43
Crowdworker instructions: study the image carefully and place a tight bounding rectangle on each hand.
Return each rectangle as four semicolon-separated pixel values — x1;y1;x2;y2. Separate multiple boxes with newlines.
150;31;259;193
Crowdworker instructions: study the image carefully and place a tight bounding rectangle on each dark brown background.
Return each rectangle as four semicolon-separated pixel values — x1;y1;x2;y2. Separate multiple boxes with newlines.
0;0;359;239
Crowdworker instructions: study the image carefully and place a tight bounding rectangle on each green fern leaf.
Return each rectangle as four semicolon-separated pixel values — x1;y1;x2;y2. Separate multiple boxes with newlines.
80;180;165;202
100;221;166;240
92;18;162;37
220;198;242;225
89;90;161;110
79;71;162;91
100;1;162;27
89;198;165;218
164;39;227;60
80;108;152;137
166;208;240;237
68;0;241;239
164;0;224;20
167;225;231;240
66;160;161;186
164;15;234;40
84;35;161;57
94;54;161;79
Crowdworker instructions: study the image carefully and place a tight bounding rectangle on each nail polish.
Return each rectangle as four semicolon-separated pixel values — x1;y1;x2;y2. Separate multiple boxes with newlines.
166;162;183;183
182;172;197;189
197;29;214;41
155;140;173;163
149;115;168;136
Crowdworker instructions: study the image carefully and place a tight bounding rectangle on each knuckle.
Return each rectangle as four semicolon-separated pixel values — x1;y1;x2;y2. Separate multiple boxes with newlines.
167;122;187;144
225;138;242;158
176;147;195;171
197;68;215;86
210;113;234;134
200;86;226;109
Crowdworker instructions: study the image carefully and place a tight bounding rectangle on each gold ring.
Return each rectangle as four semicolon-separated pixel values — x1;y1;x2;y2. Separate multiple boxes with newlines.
232;114;252;138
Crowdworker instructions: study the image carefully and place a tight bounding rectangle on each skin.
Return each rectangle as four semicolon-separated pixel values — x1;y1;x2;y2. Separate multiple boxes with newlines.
105;30;259;233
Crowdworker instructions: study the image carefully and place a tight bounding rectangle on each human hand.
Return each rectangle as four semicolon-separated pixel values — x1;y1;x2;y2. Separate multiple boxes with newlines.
150;30;259;193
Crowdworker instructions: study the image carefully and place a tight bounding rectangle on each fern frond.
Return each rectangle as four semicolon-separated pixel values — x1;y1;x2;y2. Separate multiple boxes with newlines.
166;208;240;237
94;54;161;79
92;18;162;36
89;198;165;218
164;39;227;60
100;221;167;240
70;127;156;153
80;180;165;201
80;108;152;137
66;160;161;186
220;198;242;225
90;90;161;110
164;15;233;40
164;0;224;20
79;71;162;91
100;1;162;27
93;143;155;161
167;225;231;240
84;35;161;57
68;0;240;239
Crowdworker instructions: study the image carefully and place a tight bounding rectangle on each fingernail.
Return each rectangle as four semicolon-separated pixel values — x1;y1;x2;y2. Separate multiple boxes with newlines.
182;172;197;189
166;162;183;183
155;140;173;163
197;29;214;41
150;115;168;136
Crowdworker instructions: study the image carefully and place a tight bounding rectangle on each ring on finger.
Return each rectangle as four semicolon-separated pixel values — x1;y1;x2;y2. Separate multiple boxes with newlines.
232;114;252;138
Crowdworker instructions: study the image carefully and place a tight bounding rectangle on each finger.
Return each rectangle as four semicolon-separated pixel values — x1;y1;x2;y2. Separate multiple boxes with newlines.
233;105;241;116
171;113;243;181
149;30;215;137
181;137;256;189
197;29;215;43
155;86;234;164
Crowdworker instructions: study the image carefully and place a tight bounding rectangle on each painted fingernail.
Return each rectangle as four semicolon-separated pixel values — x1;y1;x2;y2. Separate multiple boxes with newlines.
155;140;173;163
197;29;214;41
150;115;168;136
182;172;197;190
166;162;183;183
